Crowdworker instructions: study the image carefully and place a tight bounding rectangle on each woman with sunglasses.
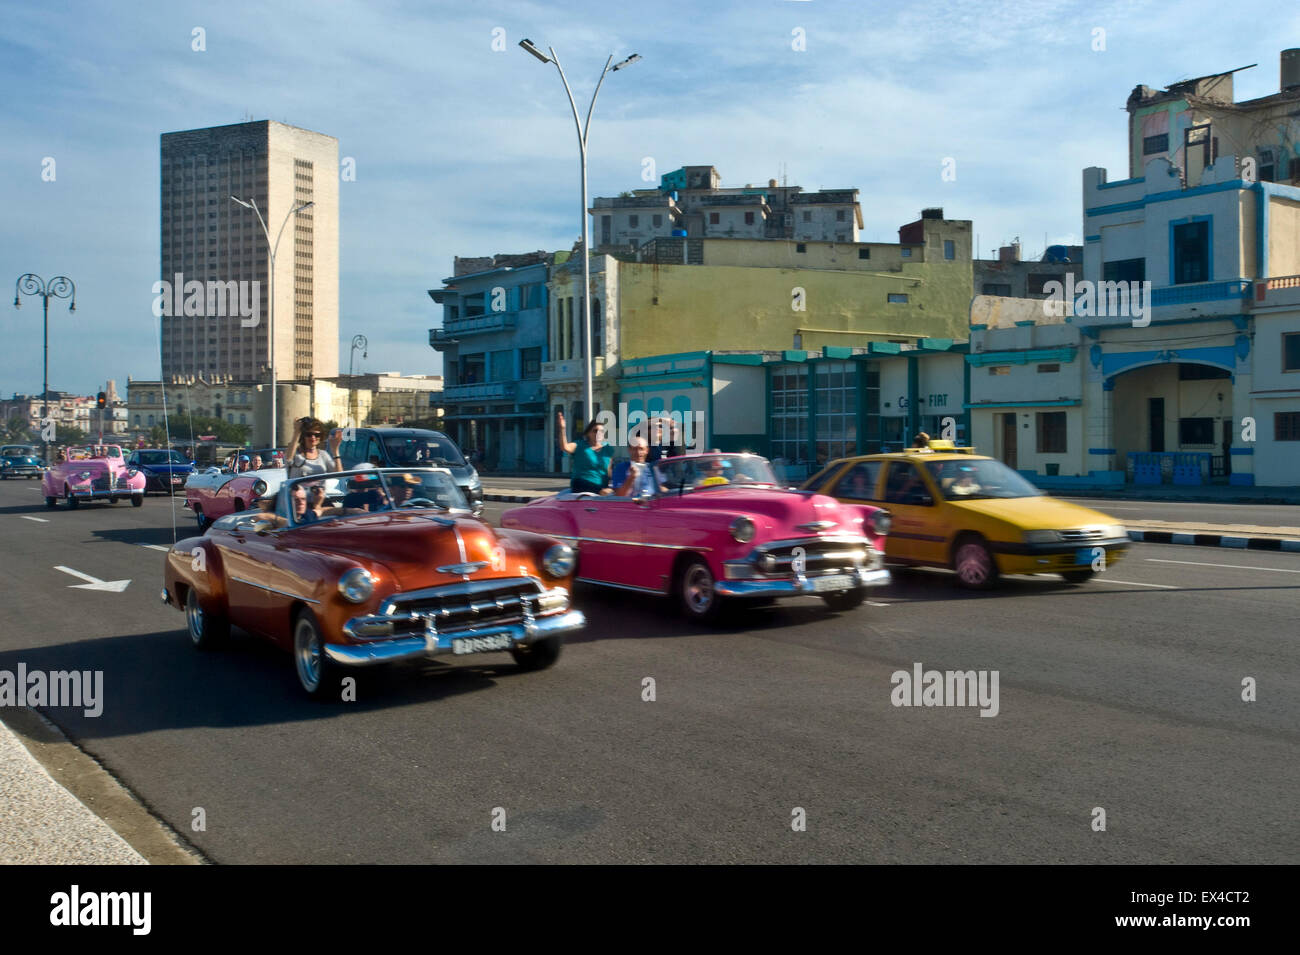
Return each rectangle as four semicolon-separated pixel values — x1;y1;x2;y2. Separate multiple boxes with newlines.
286;417;342;478
555;409;613;494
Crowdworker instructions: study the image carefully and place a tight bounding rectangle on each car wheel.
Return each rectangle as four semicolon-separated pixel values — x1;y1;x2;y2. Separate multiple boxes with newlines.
185;587;229;649
109;495;118;504
131;494;143;508
510;636;563;671
1060;569;1095;585
821;588;867;612
953;537;999;589
194;506;210;532
64;487;79;509
44;495;57;509
293;609;343;700
677;557;723;621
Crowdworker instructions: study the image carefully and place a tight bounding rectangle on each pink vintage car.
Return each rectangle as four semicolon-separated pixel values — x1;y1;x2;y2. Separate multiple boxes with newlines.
501;452;892;620
184;464;288;532
43;444;147;509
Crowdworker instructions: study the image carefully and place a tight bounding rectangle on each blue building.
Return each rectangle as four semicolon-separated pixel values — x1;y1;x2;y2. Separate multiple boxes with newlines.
428;252;554;472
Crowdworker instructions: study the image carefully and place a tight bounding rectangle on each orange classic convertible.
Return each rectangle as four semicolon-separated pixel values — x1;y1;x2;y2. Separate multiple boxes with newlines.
162;467;585;698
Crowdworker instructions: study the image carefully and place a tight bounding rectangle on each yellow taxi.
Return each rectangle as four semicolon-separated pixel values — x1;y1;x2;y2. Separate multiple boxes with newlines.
800;449;1129;588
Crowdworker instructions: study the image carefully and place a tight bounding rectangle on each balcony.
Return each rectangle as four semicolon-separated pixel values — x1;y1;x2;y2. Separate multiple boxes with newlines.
442;381;517;402
1255;274;1300;310
1150;280;1251;307
428;312;519;349
541;356;607;384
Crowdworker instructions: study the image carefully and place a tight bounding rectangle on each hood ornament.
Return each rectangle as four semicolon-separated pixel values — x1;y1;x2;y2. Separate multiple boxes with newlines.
437;561;489;576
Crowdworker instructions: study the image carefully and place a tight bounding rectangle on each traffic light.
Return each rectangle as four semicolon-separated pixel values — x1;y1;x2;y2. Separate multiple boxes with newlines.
96;392;106;409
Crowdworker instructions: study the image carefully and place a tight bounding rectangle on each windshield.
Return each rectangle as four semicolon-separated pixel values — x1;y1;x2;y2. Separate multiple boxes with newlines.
138;450;186;465
654;454;778;494
382;433;465;467
285;469;467;526
2;446;36;457
924;458;1044;500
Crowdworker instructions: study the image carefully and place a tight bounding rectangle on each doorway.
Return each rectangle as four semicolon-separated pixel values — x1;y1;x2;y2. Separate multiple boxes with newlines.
999;413;1017;469
1148;398;1165;452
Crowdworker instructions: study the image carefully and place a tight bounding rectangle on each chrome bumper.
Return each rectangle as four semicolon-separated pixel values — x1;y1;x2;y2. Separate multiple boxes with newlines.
716;567;890;598
325;609;586;666
64;486;141;498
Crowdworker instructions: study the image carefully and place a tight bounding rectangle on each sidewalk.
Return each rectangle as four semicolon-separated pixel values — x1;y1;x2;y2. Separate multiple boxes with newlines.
481;479;1300;551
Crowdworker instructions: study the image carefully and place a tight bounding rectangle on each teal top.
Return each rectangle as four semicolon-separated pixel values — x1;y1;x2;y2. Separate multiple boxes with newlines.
572;443;614;487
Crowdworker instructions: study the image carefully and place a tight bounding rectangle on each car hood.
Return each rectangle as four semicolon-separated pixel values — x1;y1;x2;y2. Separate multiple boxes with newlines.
945;495;1122;531
664;487;855;530
138;462;193;474
290;511;505;588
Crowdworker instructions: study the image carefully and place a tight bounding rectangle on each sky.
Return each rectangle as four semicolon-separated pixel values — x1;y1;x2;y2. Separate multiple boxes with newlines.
2;0;1298;396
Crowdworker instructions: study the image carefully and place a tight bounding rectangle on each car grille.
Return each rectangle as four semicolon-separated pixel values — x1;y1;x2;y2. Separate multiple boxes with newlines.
1059;528;1107;542
91;474;110;491
381;578;545;637
754;538;872;576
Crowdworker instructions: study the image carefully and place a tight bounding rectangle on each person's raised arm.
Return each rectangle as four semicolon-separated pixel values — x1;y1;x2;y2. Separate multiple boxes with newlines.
328;428;343;456
285;418;305;462
555;410;577;455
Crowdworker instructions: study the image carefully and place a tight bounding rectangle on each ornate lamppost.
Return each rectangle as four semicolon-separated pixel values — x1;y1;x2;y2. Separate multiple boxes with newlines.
13;273;76;465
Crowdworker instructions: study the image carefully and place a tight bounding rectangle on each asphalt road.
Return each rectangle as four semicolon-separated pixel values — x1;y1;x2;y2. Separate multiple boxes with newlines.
0;483;1296;863
1059;497;1300;529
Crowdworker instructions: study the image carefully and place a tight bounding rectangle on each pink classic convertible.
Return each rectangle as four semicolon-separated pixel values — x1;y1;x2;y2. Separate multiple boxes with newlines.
43;444;147;509
501;452;891;620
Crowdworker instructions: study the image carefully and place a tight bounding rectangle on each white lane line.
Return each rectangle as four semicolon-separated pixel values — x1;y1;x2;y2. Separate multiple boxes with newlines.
865;600;891;607
139;544;170;552
1098;579;1180;589
1146;558;1300;574
19;516;49;522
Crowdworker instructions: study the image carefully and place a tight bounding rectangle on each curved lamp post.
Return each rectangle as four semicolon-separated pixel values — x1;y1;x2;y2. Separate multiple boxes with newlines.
348;334;368;427
519;39;640;425
13;273;76;465
229;196;314;450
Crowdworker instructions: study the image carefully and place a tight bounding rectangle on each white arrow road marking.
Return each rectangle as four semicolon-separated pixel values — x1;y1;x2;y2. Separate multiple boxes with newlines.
139;544;170;551
19;516;49;522
53;566;131;592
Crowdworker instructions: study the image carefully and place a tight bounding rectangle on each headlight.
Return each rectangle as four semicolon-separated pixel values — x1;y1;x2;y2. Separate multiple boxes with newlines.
1023;530;1061;544
1098;524;1126;540
542;543;576;578
253;480;267;497
870;510;892;536
337;568;375;603
128;468;139;477
467;468;481;488
78;470;92;481
729;516;756;543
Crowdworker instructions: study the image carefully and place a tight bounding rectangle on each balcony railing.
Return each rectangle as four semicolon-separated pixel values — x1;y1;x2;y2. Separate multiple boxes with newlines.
1150;280;1251;307
1256;274;1300;308
540;357;607;383
429;313;519;349
442;381;517;402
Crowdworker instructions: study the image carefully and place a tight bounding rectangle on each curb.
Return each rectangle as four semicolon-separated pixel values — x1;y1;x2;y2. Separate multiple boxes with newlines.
1127;530;1300;551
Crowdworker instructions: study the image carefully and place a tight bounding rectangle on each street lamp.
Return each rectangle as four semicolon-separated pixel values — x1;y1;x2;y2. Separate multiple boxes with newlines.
519;39;640;424
348;334;368;428
229;195;315;450
13;273;76;466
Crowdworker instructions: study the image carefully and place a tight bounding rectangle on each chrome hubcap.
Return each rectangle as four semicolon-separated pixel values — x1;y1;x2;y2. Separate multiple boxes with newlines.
957;545;990;584
685;565;714;613
186;593;203;643
295;620;321;691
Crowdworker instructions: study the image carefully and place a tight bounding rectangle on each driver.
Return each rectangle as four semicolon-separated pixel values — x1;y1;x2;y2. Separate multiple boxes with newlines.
698;457;730;487
387;472;422;508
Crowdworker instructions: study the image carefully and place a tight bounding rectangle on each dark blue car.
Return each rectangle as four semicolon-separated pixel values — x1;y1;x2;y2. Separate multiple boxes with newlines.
0;445;43;479
127;448;194;495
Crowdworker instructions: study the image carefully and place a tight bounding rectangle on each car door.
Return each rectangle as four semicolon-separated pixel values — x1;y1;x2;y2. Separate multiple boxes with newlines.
881;461;942;565
573;496;650;588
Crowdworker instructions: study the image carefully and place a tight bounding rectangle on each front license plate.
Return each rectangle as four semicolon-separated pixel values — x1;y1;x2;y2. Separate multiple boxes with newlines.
452;634;514;655
1074;546;1101;565
811;574;855;592
171;476;183;483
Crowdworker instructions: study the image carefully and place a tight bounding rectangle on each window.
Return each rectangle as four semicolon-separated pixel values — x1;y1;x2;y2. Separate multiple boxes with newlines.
653;214;662;228
1185;124;1214;167
1276;412;1300;441
901;248;912;257
1258;148;1276;183
1037;363;1060;373
1283;333;1300;372
601;215;611;245
1143;133;1169;154
814;361;858;461
709;212;720;225
1172;220;1209;284
943;239;955;260
1036;412;1067;453
628;215;639;228
887;293;909;304
858;248;870;260
989;366;1010;376
802;211;811;222
490;349;513;382
1103;258;1146;283
769;366;809;463
744;211;755;225
833;461;881;500
522;347;542;379
982;283;1012;295
883;463;930;505
836;209;846;222
796;243;806;253
1026;273;1058;296
1179;417;1214;444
